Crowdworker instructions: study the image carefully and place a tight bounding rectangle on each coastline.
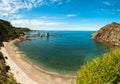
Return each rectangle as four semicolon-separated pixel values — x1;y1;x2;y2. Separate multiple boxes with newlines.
0;39;76;84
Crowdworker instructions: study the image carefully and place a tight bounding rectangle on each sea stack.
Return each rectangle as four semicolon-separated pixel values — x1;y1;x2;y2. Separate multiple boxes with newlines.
46;32;49;37
92;22;120;46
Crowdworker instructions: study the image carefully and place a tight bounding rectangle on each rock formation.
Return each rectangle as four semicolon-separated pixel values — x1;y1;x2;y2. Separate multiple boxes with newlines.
92;22;120;46
46;32;49;37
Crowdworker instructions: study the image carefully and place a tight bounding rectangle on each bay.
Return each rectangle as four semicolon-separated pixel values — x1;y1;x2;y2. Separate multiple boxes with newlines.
15;31;111;75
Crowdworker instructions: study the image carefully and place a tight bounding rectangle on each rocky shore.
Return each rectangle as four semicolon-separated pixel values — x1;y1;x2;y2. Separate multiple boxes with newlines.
92;22;120;46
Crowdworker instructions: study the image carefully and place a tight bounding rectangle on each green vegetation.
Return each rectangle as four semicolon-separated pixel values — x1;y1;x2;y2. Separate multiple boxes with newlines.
0;52;17;84
0;19;31;84
0;19;18;42
15;27;31;35
76;48;120;84
0;19;31;47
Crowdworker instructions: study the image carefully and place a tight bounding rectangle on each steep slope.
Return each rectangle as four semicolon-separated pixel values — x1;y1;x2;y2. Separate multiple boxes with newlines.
92;22;120;46
0;52;17;84
76;48;120;84
0;19;31;47
0;19;31;84
0;19;18;42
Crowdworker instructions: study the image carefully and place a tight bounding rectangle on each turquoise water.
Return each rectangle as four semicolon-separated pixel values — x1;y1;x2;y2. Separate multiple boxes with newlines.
15;31;111;75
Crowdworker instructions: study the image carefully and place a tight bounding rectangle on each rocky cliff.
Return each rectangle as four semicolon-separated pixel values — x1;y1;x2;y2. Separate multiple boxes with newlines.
92;22;120;46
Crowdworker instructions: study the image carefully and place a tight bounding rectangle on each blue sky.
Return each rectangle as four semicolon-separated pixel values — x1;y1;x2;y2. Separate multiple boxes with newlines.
0;0;120;30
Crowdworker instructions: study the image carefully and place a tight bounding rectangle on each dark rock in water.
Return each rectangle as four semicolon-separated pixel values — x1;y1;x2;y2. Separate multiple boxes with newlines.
46;32;49;37
92;22;120;46
40;34;44;38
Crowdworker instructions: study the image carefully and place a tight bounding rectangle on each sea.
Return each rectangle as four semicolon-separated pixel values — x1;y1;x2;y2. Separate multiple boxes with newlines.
14;31;112;75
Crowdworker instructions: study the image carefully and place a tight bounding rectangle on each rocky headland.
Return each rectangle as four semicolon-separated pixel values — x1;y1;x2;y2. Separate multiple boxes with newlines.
92;22;120;46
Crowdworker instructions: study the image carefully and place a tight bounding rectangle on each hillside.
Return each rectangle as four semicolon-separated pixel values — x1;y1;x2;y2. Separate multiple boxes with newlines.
0;19;31;84
76;23;120;83
0;52;17;84
92;22;120;46
76;48;120;84
0;19;31;47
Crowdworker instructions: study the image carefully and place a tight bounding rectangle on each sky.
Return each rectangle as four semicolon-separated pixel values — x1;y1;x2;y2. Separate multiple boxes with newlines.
0;0;120;30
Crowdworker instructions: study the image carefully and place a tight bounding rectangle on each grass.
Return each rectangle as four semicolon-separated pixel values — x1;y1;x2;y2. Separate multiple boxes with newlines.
76;48;120;84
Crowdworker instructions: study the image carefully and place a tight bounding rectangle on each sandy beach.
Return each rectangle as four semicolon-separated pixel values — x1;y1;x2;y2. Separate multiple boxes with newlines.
0;39;76;84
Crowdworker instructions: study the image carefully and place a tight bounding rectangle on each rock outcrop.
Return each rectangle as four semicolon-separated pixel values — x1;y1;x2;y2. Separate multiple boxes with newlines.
92;22;120;46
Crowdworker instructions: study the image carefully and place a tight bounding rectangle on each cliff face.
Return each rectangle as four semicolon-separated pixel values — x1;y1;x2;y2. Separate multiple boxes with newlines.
92;22;120;46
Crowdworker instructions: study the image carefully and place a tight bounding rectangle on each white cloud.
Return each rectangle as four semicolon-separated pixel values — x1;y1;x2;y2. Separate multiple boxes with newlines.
11;19;66;30
39;16;57;19
51;0;61;3
39;16;48;19
50;0;63;4
0;0;43;19
39;14;77;21
0;0;64;19
66;14;77;17
101;0;118;6
102;1;111;5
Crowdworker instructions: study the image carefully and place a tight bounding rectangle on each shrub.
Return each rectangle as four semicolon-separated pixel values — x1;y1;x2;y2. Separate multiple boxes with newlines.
0;52;17;84
76;48;120;84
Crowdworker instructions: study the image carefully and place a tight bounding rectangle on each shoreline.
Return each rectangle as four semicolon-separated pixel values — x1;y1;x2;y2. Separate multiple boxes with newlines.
1;39;76;84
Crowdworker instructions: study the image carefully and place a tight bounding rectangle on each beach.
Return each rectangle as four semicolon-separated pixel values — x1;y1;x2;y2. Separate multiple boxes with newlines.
0;39;76;84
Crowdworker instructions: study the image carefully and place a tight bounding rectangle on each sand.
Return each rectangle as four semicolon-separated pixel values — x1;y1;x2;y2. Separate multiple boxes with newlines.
0;39;76;84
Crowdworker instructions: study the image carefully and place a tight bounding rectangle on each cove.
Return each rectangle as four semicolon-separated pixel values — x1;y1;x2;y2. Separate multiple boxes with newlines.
15;31;112;75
